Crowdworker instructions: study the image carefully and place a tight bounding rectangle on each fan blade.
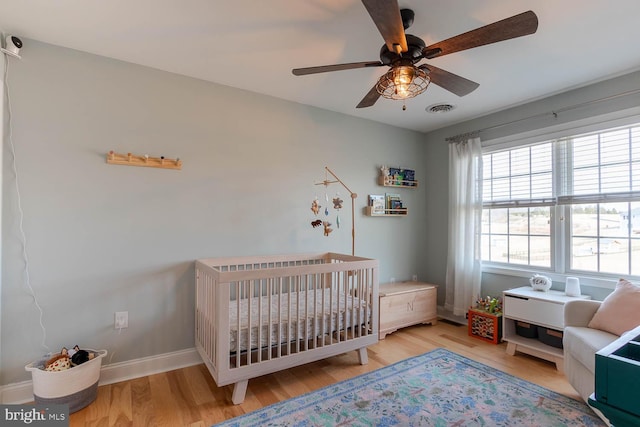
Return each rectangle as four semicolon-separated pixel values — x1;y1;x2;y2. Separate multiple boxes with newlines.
356;84;381;108
361;0;407;53
423;10;538;59
419;64;479;97
292;61;383;76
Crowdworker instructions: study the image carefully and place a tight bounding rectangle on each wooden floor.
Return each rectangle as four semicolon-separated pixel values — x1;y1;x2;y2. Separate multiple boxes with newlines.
68;320;581;426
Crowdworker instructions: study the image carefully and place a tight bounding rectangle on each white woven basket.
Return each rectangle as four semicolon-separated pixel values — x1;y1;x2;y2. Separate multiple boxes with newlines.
25;349;107;412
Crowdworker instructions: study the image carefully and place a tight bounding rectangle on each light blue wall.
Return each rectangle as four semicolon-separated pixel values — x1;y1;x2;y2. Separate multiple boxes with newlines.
0;39;428;385
422;70;640;305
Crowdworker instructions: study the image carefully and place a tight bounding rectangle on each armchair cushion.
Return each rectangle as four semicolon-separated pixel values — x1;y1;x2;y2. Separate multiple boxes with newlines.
588;279;640;335
563;326;619;374
564;300;602;328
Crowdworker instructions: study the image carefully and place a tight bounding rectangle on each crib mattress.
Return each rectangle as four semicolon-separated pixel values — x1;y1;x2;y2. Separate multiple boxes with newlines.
228;288;369;353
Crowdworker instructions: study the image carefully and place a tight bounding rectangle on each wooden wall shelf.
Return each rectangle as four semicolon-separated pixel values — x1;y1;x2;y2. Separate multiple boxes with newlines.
378;176;418;188
106;151;182;170
364;206;408;216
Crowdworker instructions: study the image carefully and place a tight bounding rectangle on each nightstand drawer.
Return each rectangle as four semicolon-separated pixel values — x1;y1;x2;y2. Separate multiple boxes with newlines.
504;295;564;330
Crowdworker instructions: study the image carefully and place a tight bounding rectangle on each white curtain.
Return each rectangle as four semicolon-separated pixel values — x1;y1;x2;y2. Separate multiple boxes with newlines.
445;137;483;317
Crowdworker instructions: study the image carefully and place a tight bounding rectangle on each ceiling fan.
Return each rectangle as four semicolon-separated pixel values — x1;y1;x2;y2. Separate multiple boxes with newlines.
292;0;538;109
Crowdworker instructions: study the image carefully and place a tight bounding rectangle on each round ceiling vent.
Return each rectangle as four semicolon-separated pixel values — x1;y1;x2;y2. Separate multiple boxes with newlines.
426;103;456;114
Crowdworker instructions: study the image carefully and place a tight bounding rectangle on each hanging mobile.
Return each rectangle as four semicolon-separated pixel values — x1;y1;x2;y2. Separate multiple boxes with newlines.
333;192;343;228
324;180;330;216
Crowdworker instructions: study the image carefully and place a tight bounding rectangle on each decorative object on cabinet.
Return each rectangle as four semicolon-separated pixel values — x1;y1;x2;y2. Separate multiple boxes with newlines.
379;281;437;339
502;286;590;372
474;295;502;314
529;274;552;292
379;165;418;187
106;151;182;170
565;277;581;297
314;167;357;255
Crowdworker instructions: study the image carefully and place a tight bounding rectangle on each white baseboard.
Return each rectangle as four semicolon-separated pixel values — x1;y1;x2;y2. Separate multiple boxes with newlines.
0;347;203;404
437;305;468;325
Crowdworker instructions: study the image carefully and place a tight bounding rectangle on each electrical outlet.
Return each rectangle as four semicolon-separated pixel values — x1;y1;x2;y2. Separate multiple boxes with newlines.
412;274;418;282
390;277;396;284
115;311;128;329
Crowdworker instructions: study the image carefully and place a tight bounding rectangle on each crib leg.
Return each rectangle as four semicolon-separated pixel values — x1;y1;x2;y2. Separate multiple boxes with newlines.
356;347;368;365
231;380;248;405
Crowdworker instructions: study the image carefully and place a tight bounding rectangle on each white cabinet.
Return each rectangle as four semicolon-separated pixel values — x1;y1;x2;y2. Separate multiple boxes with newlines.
502;286;590;372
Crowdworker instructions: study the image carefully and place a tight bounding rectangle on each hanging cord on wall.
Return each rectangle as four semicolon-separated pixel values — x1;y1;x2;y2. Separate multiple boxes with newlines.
4;53;50;353
107;326;123;365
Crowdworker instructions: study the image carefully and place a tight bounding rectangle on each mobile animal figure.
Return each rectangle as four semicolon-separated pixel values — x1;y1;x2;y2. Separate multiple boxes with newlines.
311;199;321;215
323;221;333;236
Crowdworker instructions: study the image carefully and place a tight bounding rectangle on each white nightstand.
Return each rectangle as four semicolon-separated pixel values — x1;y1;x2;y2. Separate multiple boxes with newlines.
502;286;590;372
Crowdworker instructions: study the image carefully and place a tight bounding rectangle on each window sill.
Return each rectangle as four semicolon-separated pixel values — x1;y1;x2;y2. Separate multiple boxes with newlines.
481;264;620;290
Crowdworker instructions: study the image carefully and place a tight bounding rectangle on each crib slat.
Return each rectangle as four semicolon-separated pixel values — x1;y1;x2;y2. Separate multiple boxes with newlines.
312;273;318;349
304;274;309;350
320;273;326;345
267;278;273;361
256;280;261;365
277;277;283;359
295;275;300;353
235;282;241;369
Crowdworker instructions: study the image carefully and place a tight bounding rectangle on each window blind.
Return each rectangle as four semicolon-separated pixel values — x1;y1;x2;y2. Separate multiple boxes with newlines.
557;126;640;204
482;142;556;208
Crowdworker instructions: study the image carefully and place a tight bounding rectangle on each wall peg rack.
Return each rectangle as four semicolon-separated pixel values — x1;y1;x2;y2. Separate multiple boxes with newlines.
106;151;182;170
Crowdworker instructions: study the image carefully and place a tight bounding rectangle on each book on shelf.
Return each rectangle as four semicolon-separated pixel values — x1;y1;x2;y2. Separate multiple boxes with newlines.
383;167;416;186
368;195;385;215
385;193;402;210
403;169;416;186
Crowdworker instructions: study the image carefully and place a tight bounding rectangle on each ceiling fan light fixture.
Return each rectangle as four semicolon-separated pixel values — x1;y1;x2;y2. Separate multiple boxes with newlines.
376;64;429;101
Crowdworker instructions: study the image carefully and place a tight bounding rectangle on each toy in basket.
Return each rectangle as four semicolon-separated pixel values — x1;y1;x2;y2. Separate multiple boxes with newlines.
25;348;107;413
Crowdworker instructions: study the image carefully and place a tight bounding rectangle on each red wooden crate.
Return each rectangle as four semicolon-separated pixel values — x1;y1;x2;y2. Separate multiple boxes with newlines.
468;308;503;344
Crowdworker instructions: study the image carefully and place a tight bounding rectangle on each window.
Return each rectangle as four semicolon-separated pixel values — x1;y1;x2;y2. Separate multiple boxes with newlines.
481;122;640;279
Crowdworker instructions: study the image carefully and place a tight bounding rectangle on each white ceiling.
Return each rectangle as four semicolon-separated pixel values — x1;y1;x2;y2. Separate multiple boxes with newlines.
2;0;640;133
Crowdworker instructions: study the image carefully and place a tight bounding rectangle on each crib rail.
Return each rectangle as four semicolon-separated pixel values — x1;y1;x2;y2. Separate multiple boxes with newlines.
195;253;378;390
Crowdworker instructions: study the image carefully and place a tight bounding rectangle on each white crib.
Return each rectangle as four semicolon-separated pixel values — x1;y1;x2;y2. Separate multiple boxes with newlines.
195;252;379;404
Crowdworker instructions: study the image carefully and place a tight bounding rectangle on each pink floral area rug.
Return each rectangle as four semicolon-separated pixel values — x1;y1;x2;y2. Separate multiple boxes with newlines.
214;348;605;426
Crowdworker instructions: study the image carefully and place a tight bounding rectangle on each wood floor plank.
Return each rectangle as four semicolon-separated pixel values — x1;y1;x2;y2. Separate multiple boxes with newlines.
108;381;132;426
77;383;111;424
130;377;155;427
166;370;202;426
69;322;584;426
181;365;216;406
146;372;185;427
